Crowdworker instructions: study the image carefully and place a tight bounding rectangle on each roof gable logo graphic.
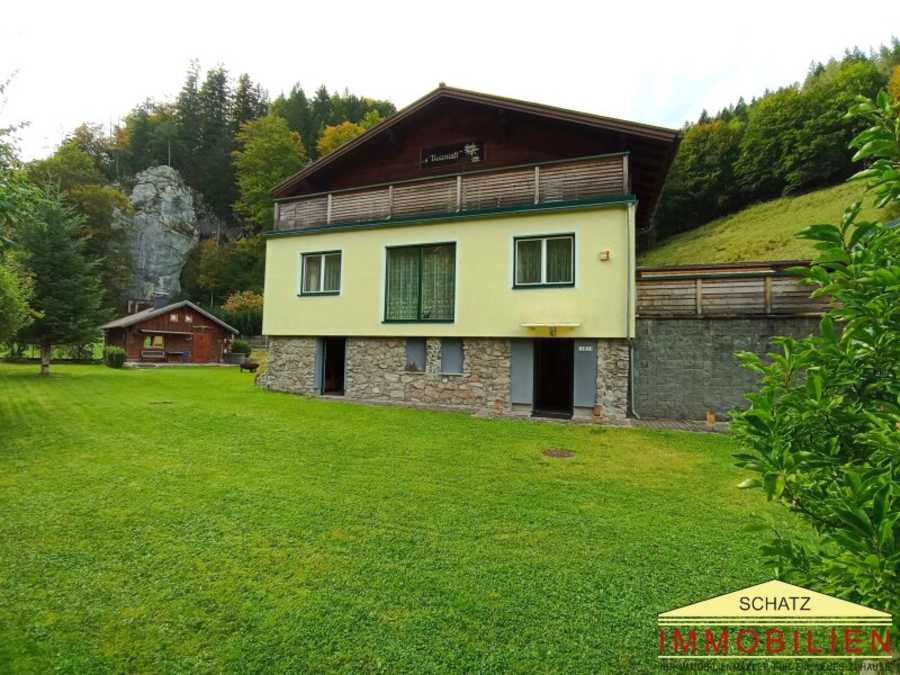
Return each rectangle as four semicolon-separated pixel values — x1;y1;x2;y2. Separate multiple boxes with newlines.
658;580;891;626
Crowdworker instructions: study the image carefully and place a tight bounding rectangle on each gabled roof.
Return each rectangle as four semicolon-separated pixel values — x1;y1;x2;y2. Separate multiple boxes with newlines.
273;84;679;198
101;300;239;334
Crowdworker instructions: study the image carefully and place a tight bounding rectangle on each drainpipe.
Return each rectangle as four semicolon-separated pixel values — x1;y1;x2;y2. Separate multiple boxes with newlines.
626;202;641;419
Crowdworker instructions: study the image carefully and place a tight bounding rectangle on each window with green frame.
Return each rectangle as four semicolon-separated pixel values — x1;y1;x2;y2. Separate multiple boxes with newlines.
514;234;574;287
301;251;341;295
385;243;456;321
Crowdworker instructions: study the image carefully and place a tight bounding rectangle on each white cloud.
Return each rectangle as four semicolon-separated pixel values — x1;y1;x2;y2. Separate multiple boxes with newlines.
2;0;898;160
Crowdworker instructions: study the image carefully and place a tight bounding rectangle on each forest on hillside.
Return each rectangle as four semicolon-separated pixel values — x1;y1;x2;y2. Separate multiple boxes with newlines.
1;63;396;344
2;38;900;353
649;38;900;246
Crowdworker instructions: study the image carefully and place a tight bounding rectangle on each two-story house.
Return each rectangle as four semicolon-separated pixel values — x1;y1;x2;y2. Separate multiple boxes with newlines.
260;86;679;422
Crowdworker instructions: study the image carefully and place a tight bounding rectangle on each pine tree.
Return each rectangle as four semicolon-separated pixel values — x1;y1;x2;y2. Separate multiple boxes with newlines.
233;73;269;132
174;61;202;186
17;194;107;375
198;66;234;217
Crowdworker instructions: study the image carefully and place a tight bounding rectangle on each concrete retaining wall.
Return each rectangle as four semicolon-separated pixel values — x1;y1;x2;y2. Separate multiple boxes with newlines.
632;317;820;420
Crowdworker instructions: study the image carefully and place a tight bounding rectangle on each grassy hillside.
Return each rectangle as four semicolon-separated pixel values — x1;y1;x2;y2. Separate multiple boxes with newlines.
638;182;884;266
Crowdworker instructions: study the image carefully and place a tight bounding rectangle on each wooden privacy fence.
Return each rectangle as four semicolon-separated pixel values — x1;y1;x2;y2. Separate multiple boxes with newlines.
637;261;831;318
274;153;629;231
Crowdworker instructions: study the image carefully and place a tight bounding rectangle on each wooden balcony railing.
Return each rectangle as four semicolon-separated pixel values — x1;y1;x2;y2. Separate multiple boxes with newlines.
636;262;831;318
274;153;629;231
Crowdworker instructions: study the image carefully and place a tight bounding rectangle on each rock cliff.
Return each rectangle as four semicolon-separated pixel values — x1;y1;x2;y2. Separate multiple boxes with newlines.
121;166;198;300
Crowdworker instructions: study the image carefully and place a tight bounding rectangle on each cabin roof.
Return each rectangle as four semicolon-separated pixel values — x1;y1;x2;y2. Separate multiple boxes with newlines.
101;300;239;334
272;84;680;201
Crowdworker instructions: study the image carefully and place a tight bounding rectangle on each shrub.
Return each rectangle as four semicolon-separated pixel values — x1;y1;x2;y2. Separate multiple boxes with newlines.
104;346;126;368
733;90;900;629
201;294;262;337
231;339;251;355
223;290;263;313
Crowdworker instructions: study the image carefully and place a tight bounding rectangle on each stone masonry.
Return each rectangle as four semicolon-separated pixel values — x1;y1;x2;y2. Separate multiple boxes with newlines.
346;337;511;415
261;335;632;423
595;339;630;423
257;336;317;393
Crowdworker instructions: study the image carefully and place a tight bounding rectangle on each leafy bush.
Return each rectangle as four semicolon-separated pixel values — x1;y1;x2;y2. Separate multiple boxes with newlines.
199;300;262;338
733;91;900;629
223;290;263;313
230;339;251;355
104;346;126;368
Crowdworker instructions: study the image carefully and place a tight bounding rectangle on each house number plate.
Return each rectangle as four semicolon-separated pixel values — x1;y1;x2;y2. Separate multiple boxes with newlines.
577;345;593;352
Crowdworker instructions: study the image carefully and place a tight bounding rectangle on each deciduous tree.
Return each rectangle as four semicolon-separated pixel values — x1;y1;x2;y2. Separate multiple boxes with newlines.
316;120;365;156
232;114;306;232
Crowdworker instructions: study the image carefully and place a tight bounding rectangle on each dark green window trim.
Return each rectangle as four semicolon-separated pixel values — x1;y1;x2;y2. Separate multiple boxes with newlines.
512;233;575;289
383;242;456;323
299;250;342;296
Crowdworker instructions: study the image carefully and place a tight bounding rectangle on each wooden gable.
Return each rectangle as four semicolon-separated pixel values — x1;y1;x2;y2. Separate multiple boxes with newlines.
274;87;680;229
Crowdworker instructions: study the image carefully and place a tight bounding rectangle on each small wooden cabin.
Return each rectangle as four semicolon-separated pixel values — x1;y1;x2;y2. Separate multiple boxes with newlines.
102;300;239;363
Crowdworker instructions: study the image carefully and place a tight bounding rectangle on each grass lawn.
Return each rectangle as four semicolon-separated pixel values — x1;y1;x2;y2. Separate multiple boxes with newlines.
638;182;886;266
0;363;796;673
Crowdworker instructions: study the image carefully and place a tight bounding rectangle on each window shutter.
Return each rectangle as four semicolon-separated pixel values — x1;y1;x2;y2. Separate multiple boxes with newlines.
440;339;463;374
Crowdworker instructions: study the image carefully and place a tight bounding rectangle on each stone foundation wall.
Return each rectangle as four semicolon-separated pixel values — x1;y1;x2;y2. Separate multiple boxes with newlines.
261;335;631;424
257;336;317;394
596;339;630;423
346;337;511;415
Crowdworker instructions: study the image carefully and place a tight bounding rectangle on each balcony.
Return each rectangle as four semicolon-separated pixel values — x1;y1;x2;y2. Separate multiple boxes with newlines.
273;153;630;232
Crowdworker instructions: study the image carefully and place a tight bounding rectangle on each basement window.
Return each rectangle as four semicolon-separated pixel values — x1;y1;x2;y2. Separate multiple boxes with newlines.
405;338;426;373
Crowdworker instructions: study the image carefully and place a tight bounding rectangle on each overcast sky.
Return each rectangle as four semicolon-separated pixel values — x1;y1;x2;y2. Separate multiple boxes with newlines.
2;1;898;161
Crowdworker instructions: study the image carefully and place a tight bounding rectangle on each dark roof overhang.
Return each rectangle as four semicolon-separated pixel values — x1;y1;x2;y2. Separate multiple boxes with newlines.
271;85;680;200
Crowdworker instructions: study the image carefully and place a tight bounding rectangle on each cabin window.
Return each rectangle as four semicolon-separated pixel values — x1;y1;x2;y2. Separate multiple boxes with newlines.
385;243;455;322
170;313;178;322
301;251;341;295
185;315;192;323
514;235;575;287
441;339;464;374
143;335;164;348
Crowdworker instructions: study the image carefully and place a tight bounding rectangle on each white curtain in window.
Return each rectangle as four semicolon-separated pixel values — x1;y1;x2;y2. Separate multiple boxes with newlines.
421;245;455;320
516;240;542;284
304;255;322;292
546;238;573;283
324;254;341;291
386;248;420;320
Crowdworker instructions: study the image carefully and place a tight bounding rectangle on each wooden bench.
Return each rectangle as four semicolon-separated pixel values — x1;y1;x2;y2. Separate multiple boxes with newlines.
140;349;166;362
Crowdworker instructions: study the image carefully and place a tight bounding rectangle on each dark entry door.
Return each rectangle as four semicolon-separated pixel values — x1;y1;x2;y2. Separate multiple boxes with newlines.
322;337;346;395
533;338;574;418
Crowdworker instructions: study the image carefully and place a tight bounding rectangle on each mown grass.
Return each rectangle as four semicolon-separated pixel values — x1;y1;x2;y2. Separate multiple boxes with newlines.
638;182;887;266
0;363;801;673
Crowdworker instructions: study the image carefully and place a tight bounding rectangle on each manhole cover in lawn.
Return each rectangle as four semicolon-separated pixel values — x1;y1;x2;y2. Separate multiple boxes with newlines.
543;448;575;458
